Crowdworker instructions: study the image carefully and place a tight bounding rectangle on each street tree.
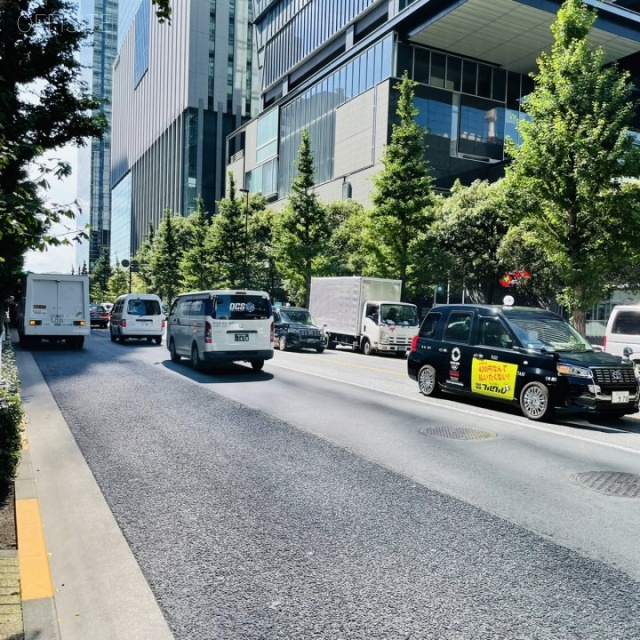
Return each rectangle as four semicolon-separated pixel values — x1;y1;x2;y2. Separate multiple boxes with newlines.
369;71;436;300
206;174;246;289
151;210;183;304
90;246;112;302
274;129;331;307
432;179;511;304
133;222;156;292
0;0;107;311
505;0;640;334
181;196;213;291
107;264;129;300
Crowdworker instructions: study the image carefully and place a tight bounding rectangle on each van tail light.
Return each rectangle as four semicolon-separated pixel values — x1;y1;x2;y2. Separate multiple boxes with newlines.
411;334;419;352
121;319;127;328
162;319;166;329
270;321;275;343
603;336;607;351
205;321;212;344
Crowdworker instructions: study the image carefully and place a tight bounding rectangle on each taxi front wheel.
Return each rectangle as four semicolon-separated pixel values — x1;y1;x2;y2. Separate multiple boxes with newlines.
520;381;553;421
418;364;439;397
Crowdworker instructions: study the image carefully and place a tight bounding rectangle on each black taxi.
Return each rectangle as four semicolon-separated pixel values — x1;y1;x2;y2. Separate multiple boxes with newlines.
407;301;639;421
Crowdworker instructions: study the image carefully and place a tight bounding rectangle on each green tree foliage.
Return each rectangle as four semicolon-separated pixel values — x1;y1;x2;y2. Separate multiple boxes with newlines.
133;222;156;292
243;193;273;292
369;72;436;299
90;247;112;302
432;180;511;304
0;343;24;498
0;0;107;309
107;264;129;300
505;0;640;333
152;0;172;23
181;197;213;291
274;129;331;306
151;210;183;304
206;174;246;289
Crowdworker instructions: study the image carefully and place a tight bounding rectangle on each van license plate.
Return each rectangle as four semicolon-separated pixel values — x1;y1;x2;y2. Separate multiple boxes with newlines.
235;333;249;342
612;391;629;403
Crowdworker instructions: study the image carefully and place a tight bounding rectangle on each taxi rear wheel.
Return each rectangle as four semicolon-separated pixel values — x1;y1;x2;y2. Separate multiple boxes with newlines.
520;382;552;421
418;364;439;397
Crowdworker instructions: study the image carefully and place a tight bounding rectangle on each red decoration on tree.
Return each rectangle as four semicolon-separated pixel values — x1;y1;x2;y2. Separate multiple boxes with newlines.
499;270;531;288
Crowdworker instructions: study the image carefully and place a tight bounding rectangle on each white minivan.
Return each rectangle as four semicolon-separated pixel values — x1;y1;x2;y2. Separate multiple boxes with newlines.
110;293;165;344
604;304;640;366
166;289;274;371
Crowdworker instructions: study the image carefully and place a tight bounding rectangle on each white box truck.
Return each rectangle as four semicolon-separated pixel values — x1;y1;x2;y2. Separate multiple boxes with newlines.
17;273;90;349
308;276;419;356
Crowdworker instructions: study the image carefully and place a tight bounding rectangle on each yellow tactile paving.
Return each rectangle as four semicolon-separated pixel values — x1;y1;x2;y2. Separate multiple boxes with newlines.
16;498;53;600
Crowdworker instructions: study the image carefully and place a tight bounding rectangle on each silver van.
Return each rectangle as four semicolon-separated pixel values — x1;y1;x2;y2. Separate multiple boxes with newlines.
109;293;165;344
166;289;274;371
604;304;640;366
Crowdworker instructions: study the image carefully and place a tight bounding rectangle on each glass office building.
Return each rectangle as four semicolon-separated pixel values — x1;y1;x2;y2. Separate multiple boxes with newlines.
76;0;119;270
110;0;258;262
227;0;640;206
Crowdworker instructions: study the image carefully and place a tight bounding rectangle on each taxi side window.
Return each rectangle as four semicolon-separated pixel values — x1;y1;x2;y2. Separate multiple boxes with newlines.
479;318;511;348
443;312;472;343
419;312;441;338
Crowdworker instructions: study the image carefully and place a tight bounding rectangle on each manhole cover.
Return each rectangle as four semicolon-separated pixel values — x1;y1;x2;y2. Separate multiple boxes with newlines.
574;472;640;498
419;426;497;441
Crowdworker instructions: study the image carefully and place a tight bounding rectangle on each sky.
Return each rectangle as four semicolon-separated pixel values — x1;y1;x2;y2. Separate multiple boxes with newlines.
23;144;84;274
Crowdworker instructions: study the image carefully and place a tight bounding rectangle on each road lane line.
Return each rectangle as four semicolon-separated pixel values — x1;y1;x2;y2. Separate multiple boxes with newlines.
267;360;640;456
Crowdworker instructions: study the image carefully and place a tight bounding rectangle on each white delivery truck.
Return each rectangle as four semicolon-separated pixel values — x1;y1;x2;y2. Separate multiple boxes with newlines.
17;273;90;349
308;276;420;356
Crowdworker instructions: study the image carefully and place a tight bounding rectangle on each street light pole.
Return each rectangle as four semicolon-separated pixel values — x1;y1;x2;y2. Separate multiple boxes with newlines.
239;188;249;288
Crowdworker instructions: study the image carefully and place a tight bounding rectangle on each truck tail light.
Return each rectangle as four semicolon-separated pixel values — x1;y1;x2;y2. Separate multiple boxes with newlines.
205;321;212;344
29;320;42;326
74;320;86;326
411;335;419;352
121;319;127;328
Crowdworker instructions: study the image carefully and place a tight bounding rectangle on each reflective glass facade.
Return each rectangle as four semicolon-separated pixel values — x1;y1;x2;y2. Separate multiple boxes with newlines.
134;0;150;87
110;173;132;264
256;0;377;89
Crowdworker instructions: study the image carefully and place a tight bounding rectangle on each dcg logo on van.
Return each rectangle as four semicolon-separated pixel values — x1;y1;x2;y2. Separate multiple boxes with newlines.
230;302;255;312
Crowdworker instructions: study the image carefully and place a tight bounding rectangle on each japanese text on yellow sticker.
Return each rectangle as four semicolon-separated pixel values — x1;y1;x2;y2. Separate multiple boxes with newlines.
472;359;518;400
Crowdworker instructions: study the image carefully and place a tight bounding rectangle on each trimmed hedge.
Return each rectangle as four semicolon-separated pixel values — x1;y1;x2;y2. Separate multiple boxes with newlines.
0;340;23;500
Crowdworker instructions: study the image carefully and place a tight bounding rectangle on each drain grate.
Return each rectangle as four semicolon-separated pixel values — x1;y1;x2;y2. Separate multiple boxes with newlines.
419;425;497;441
574;471;640;498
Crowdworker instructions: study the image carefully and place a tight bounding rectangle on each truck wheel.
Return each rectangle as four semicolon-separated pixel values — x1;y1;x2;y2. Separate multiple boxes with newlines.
520;382;553;421
251;359;265;372
361;338;373;356
73;336;84;349
327;338;337;350
418;364;439;397
316;346;325;353
169;339;181;362
279;336;287;351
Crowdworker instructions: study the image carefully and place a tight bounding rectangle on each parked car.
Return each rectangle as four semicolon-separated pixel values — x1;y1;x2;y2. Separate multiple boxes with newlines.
100;301;114;313
90;304;110;328
604;305;640;370
407;301;639;421
273;306;326;352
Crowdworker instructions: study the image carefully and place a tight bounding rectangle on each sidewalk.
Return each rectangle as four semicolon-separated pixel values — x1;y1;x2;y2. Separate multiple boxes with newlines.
5;346;174;640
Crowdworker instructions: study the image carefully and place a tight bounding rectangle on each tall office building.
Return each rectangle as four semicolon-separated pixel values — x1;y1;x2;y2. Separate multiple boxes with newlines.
227;0;640;206
76;0;119;270
110;0;258;263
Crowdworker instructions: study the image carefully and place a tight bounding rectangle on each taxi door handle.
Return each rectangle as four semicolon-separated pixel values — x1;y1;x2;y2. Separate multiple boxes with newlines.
474;353;483;358
438;348;448;353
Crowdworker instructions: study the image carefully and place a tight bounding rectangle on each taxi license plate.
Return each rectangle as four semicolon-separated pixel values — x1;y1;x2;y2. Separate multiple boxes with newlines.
612;391;629;404
235;333;249;342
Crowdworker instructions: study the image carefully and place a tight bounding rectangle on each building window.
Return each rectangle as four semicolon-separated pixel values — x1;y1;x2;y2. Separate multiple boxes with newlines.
133;0;150;88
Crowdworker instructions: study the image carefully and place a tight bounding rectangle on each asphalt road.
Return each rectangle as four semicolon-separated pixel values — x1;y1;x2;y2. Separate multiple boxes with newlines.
26;330;640;639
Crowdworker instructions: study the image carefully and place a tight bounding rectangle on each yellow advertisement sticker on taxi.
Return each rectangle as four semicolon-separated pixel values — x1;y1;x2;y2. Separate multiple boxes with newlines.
472;359;518;400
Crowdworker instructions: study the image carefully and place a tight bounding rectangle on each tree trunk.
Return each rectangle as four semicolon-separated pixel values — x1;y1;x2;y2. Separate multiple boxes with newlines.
571;308;586;337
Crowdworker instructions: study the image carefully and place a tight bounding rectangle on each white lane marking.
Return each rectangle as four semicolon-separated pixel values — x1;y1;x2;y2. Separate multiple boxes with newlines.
267;360;640;456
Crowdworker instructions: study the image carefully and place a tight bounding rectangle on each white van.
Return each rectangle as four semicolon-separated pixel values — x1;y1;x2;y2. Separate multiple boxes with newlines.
604;305;640;364
166;289;274;371
109;293;165;344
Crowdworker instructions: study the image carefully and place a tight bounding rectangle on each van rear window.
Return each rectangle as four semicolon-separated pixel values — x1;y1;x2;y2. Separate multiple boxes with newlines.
214;295;272;320
612;311;640;335
127;299;161;315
